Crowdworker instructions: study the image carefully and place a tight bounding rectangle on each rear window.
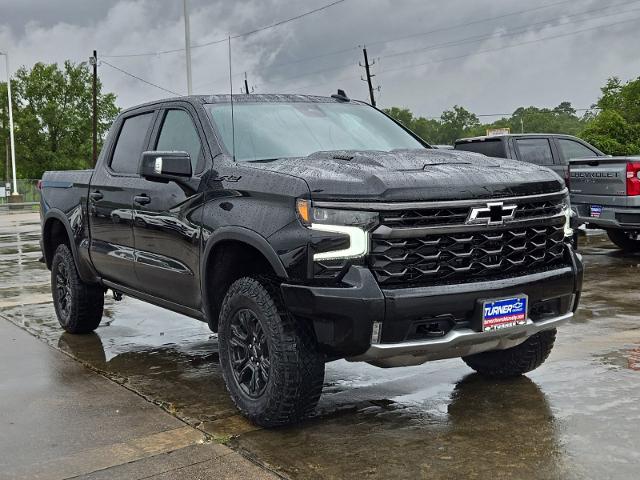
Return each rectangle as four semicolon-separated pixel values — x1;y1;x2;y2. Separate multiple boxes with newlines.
455;139;506;158
558;138;598;164
110;113;154;174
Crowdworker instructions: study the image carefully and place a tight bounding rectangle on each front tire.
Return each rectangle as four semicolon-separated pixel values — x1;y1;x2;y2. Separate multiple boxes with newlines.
462;329;556;378
51;244;104;334
606;229;640;252
218;277;325;427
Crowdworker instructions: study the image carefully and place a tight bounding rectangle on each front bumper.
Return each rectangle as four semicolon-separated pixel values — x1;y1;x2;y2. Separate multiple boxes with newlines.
281;245;583;365
349;312;573;367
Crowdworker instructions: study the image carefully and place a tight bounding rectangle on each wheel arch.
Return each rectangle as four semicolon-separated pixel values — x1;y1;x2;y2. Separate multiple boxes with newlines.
201;227;289;331
42;210;77;270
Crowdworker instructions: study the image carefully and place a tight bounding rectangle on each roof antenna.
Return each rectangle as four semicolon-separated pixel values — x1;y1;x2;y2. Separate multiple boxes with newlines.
227;35;236;162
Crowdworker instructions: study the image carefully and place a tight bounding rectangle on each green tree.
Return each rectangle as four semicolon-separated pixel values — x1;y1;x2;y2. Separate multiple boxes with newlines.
439;105;480;144
581;110;640;155
581;76;640;155
0;61;119;180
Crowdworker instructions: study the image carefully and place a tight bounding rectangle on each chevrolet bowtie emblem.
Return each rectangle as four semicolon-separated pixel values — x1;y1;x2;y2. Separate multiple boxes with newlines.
467;202;517;225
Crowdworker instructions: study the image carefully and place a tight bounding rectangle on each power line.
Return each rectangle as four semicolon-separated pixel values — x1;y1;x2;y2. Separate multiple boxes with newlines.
377;15;640;76
103;0;348;58
242;0;581;80
367;0;577;48
277;14;637;97
379;0;640;62
258;0;638;91
101;60;183;96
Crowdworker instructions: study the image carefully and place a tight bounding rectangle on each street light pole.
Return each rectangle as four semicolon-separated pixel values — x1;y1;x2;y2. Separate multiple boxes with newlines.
183;0;193;95
1;51;17;196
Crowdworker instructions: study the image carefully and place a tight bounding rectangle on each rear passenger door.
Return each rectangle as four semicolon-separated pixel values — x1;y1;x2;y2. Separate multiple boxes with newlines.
130;105;207;309
89;110;156;287
513;137;564;179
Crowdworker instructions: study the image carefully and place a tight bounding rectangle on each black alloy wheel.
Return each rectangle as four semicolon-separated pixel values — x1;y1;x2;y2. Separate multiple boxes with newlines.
229;308;271;398
55;260;72;319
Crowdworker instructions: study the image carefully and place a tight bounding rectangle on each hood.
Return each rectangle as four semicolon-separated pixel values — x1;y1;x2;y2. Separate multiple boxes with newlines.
246;149;565;202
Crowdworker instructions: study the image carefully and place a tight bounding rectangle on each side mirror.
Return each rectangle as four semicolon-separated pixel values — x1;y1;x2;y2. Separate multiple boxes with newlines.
140;151;192;182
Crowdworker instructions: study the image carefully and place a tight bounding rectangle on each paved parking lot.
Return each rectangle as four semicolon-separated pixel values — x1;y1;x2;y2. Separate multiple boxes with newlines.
1;211;639;479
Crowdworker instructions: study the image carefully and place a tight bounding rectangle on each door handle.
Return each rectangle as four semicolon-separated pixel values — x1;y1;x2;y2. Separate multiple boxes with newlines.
134;194;151;205
89;191;103;201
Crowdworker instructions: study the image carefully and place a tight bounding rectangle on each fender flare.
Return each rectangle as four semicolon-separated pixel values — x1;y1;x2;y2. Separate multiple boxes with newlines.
42;209;80;268
42;209;100;284
200;226;289;328
201;226;289;281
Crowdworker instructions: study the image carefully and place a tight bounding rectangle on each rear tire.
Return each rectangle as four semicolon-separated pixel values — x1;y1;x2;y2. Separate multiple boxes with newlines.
606;229;640;252
218;276;325;427
462;329;556;378
51;244;104;334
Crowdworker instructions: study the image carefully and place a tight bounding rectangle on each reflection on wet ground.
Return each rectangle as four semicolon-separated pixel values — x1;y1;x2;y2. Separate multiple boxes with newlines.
1;214;639;479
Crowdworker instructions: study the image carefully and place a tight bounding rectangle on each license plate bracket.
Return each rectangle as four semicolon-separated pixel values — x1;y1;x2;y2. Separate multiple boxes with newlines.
481;295;528;332
590;205;603;218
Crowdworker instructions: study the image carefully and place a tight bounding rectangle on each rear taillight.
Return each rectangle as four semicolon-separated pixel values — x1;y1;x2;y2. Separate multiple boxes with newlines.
627;162;640;196
37;180;43;190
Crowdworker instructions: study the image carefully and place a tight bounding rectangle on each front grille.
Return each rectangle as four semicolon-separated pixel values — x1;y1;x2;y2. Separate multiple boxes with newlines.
370;223;568;287
379;196;564;229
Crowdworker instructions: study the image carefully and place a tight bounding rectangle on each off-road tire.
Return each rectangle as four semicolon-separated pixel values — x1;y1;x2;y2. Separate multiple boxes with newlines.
51;244;104;334
606;229;640;252
218;276;325;427
462;329;557;378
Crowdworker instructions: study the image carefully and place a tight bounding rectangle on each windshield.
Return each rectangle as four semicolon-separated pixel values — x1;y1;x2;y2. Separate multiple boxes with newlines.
207;101;425;161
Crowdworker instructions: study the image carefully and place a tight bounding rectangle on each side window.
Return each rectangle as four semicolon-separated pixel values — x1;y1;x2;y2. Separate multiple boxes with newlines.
110;113;154;174
558;138;597;164
156;110;203;172
515;138;554;166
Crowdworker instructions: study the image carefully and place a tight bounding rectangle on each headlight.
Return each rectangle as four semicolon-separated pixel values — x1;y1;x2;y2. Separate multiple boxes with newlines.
561;198;573;238
296;199;378;261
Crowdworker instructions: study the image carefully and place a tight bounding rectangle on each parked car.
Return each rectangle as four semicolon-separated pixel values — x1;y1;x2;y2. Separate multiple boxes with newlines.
39;93;582;427
569;156;640;251
454;133;605;182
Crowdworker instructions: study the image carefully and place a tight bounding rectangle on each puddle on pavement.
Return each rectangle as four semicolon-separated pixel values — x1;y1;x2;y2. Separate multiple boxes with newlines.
1;217;640;479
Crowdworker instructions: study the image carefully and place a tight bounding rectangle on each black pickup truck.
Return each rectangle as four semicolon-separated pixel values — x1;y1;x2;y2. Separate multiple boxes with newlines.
40;94;583;426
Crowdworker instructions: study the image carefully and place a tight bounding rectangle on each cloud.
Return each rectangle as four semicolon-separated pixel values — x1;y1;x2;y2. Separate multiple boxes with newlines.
0;0;638;117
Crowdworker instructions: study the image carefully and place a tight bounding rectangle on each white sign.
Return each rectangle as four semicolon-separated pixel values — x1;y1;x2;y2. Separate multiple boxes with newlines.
486;128;511;137
0;186;5;198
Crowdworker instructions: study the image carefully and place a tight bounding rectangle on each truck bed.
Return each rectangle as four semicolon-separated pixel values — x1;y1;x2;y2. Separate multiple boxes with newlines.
569;157;640;228
40;170;93;211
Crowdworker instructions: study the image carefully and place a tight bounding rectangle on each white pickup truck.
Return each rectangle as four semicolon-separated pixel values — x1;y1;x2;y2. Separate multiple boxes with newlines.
569;157;640;251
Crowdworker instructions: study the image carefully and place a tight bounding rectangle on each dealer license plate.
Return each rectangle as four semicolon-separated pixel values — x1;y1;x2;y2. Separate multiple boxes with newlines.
590;205;603;218
482;295;528;332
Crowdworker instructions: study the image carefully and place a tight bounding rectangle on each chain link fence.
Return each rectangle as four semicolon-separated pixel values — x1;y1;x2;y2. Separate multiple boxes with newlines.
0;179;40;206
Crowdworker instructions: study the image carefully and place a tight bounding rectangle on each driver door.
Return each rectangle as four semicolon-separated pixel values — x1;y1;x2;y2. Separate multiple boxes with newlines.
131;105;206;309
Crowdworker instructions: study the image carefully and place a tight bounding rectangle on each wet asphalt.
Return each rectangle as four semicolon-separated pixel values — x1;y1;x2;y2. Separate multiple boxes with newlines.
1;211;639;479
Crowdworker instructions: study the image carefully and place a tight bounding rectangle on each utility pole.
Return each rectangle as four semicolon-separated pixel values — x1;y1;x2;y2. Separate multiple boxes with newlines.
241;72;254;94
0;51;17;196
359;47;377;107
90;50;98;166
183;0;193;95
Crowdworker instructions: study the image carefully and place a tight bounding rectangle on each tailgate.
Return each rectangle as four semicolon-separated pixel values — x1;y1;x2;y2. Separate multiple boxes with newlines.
569;157;629;196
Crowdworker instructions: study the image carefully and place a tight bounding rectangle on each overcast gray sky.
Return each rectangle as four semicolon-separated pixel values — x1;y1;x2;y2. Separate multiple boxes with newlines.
0;0;638;118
